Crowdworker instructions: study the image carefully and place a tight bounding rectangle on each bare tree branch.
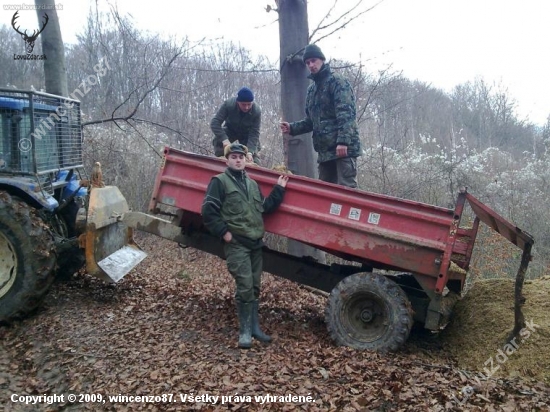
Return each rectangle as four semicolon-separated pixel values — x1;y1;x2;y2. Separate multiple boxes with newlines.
82;50;182;127
115;119;163;158
131;118;212;154
309;0;339;40
310;0;385;43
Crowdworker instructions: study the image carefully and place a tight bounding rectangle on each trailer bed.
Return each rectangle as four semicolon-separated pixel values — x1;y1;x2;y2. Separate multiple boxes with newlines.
150;148;532;295
144;147;534;350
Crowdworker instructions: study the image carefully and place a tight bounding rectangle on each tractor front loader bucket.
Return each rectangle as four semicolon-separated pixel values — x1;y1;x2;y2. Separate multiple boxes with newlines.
80;186;147;283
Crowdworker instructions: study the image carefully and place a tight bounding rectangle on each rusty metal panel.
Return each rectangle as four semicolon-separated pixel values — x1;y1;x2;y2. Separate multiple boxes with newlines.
465;193;534;250
84;186;146;283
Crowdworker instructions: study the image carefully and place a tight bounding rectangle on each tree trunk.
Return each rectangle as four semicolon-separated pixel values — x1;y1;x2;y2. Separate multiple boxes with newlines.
278;0;324;262
35;0;68;96
278;0;315;176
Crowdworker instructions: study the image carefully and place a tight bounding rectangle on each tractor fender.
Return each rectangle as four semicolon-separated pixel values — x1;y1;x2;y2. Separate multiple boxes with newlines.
57;170;87;200
0;177;58;211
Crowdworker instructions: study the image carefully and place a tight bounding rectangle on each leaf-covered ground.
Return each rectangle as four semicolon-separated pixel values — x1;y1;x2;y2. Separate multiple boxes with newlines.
1;234;549;411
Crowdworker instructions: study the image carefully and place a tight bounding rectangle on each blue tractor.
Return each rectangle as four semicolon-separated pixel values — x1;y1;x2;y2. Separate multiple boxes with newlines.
0;88;146;323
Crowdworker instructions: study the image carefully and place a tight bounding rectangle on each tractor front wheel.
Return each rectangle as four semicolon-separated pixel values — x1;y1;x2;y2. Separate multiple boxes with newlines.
0;192;57;323
325;272;413;352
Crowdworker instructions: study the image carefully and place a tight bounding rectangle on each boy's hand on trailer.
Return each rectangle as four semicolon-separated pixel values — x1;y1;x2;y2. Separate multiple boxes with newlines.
277;175;289;188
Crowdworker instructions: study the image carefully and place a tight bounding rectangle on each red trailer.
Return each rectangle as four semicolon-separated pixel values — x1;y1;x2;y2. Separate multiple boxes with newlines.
140;147;533;351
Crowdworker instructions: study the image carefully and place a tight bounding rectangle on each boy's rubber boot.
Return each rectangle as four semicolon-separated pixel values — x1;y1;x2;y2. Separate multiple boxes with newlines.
251;300;272;343
237;301;252;349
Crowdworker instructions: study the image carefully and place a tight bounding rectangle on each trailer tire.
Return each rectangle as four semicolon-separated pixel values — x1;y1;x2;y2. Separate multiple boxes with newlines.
0;192;57;323
325;272;413;352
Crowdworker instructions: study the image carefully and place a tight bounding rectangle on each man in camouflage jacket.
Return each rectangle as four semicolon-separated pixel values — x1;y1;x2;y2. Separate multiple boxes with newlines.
210;87;262;165
280;44;361;188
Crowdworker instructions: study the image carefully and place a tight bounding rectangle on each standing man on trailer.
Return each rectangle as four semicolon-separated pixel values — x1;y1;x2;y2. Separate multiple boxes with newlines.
210;87;262;165
201;142;289;349
280;44;361;188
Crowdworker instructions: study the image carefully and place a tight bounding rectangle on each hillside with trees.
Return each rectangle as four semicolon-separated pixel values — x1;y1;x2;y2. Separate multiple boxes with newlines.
5;9;545;277
3;0;550;277
3;7;549;278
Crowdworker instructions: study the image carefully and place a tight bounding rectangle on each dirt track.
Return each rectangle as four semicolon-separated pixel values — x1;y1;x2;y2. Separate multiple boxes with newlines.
1;234;549;411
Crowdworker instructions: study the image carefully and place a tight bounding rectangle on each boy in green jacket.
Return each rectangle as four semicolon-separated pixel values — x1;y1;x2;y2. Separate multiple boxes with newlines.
201;142;289;348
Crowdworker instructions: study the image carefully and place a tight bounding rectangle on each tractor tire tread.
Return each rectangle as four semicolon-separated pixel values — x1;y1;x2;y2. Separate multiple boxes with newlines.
0;192;57;323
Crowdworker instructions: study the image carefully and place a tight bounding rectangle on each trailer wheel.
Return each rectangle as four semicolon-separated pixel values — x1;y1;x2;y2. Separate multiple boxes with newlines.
0;192;57;323
325;272;413;352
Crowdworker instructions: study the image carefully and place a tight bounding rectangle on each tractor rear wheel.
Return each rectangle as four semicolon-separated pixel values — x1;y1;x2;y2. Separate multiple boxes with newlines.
0;192;57;323
325;272;413;352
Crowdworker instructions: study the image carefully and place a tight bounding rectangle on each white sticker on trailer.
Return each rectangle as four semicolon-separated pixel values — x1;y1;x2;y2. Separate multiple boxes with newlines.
368;212;381;225
329;203;342;216
348;208;361;220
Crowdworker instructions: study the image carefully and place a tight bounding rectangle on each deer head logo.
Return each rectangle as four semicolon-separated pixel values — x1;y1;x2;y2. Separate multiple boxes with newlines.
11;11;49;54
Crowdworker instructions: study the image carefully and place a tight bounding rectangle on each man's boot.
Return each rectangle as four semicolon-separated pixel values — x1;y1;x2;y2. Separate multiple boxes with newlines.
251;300;272;343
237;301;252;349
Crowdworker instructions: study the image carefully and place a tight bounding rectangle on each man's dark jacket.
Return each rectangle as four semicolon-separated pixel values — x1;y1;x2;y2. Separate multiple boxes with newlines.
288;63;360;163
210;98;261;156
